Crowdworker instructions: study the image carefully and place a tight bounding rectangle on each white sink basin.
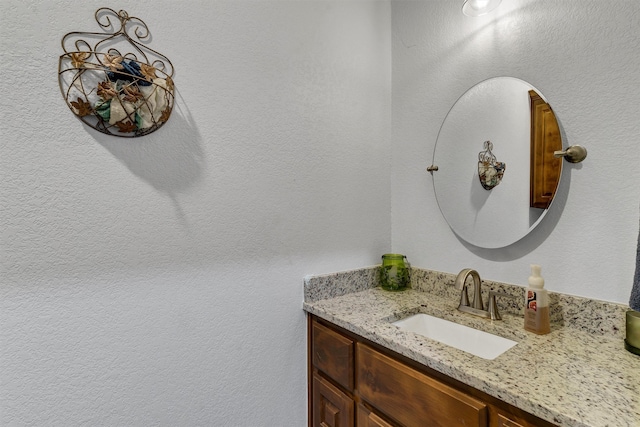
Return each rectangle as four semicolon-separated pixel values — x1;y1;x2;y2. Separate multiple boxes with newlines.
392;313;517;360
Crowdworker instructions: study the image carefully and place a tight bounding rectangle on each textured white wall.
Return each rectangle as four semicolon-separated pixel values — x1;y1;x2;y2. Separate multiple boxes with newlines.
392;0;640;303
1;1;391;425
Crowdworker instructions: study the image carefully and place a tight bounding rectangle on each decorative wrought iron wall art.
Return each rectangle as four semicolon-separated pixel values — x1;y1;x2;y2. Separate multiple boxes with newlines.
59;8;175;137
477;140;506;190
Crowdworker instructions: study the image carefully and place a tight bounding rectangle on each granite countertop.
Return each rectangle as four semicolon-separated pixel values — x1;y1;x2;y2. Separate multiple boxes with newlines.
303;268;640;427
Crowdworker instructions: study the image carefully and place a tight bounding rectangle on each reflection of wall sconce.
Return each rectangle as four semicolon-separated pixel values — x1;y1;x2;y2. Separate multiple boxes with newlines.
478;140;506;190
58;8;175;137
462;0;502;16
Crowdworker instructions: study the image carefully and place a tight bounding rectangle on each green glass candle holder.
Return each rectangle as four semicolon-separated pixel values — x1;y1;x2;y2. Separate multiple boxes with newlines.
379;254;410;291
625;310;640;356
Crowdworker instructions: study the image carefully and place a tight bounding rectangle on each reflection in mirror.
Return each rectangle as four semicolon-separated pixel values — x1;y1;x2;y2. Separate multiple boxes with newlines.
430;77;563;249
529;90;562;209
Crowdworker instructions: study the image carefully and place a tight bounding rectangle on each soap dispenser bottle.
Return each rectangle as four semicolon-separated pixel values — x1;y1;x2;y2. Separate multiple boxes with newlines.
524;264;550;334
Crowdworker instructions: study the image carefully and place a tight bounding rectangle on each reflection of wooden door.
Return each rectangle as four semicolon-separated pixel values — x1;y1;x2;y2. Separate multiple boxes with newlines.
529;90;562;209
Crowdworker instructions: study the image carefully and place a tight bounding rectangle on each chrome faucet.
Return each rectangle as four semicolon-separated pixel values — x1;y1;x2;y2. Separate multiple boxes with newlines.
456;268;483;310
456;268;514;320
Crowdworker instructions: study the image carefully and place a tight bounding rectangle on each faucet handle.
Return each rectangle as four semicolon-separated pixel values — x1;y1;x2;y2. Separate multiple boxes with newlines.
487;291;517;321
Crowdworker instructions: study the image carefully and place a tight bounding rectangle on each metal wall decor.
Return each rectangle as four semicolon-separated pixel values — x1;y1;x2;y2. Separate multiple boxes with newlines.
59;8;175;137
478;140;506;190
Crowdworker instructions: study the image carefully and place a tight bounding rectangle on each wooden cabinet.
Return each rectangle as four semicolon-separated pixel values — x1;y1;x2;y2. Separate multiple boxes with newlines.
309;315;557;427
310;319;356;427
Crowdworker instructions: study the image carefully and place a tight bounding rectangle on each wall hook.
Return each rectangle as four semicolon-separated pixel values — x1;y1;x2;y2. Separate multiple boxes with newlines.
554;145;587;163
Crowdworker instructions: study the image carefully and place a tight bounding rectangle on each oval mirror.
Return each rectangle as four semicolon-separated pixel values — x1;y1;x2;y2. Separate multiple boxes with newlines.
430;77;562;249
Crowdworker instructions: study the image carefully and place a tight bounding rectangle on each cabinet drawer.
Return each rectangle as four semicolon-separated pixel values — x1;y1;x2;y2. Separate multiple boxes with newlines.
493;414;525;427
357;404;397;427
357;343;487;427
489;405;542;427
312;320;355;391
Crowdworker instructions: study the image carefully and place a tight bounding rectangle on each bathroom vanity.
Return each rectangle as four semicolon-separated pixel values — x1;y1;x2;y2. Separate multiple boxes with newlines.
303;267;638;427
310;315;554;427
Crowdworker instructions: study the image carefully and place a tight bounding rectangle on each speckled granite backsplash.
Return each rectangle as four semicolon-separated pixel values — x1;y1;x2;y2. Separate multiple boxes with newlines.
304;266;628;338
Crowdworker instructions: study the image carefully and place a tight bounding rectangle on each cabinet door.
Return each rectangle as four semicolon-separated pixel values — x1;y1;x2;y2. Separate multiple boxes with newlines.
312;320;355;391
357;404;397;427
312;373;354;427
357;343;487;427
